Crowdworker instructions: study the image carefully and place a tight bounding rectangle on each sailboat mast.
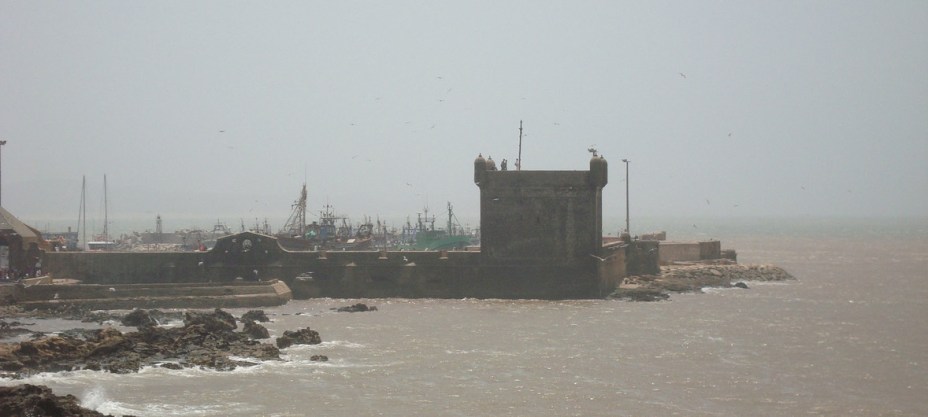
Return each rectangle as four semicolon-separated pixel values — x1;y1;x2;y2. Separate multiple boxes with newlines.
103;174;108;242
300;183;307;237
77;175;86;250
517;120;523;171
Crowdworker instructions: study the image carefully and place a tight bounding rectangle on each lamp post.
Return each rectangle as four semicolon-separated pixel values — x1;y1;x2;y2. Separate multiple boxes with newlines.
0;140;6;207
622;158;630;236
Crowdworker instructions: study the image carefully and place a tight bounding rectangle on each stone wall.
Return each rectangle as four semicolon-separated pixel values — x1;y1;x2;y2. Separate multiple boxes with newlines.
658;241;726;265
44;233;622;299
40;156;626;300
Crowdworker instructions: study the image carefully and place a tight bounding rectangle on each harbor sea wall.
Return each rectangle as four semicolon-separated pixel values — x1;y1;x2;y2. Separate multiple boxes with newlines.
42;155;636;300
44;232;626;299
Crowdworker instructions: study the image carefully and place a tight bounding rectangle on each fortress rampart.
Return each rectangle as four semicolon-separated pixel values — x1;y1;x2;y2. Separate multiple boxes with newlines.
43;155;631;299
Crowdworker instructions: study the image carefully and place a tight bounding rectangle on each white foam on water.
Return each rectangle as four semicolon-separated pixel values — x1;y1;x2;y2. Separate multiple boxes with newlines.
0;368;114;386
127;401;260;416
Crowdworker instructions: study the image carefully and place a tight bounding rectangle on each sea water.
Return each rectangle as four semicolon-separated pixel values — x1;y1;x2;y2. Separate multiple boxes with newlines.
2;217;926;416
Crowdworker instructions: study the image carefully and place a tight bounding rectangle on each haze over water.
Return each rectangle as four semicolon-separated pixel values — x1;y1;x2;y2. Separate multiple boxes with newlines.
2;217;926;416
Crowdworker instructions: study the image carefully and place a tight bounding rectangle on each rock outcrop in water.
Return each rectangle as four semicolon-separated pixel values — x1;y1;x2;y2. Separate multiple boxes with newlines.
611;264;794;301
0;308;281;377
0;384;121;417
334;303;378;313
275;328;322;349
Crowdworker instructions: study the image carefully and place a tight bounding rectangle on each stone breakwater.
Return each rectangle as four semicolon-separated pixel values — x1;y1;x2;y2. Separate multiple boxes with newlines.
610;264;796;301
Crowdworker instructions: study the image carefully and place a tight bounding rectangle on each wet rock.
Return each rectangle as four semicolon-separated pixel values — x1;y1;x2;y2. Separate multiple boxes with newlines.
310;355;328;361
183;308;237;332
242;320;270;339
0;308;283;378
121;309;156;327
241;310;270;323
334;303;378;313
0;384;115;417
617;263;793;300
276;328;322;349
0;320;34;340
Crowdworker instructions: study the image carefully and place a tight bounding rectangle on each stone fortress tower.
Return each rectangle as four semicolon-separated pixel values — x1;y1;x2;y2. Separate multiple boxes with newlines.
474;153;607;264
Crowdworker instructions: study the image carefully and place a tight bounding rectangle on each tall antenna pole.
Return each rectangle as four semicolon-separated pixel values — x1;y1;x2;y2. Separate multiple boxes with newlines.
517;120;523;171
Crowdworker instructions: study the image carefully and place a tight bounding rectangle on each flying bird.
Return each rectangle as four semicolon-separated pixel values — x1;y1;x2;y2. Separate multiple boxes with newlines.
679;72;687;78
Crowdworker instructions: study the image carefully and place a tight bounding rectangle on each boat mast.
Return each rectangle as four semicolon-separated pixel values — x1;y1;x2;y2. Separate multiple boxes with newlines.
447;202;454;236
77;175;86;250
103;174;108;242
517;120;523;171
300;183;306;236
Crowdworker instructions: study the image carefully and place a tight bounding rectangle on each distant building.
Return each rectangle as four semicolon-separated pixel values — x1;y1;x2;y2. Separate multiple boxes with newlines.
0;207;49;277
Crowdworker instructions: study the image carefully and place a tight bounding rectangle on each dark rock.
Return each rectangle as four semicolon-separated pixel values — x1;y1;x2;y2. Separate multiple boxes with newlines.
335;303;378;313
0;320;34;340
121;309;156;327
0;308;283;378
733;282;749;289
241;310;270;323
183;308;237;332
242;320;270;339
276;328;322;349
0;384;113;417
310;355;328;361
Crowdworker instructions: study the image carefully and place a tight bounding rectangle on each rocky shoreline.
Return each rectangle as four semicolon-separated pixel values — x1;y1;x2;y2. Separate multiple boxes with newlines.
610;263;795;301
0;308;328;415
0;308;324;378
0;304;382;415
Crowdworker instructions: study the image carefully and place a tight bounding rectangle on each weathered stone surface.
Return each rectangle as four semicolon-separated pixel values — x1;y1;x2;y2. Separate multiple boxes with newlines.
121;309;156;327
183;308;237;332
276;328;322;349
0;384;116;417
241;310;270;323
242;320;270;339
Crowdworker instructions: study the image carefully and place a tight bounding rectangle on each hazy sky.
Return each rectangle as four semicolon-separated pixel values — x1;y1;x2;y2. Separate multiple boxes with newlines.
2;1;926;235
